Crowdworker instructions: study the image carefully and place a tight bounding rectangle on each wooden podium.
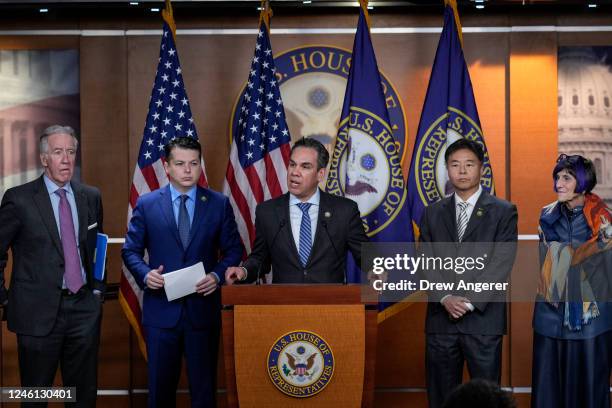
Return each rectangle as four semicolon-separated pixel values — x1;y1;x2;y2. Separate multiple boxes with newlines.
221;285;377;408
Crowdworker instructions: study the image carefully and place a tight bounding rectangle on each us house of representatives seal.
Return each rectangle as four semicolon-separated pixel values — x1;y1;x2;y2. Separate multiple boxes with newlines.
267;330;335;398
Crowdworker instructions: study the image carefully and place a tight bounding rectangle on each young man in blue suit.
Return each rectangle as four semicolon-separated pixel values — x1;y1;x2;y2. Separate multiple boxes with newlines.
122;137;243;408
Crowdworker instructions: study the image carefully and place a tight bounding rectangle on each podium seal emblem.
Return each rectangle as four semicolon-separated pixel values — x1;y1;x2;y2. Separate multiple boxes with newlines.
267;330;334;398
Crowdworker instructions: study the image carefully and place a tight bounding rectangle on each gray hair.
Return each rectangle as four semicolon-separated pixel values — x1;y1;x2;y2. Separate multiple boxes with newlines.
39;125;78;154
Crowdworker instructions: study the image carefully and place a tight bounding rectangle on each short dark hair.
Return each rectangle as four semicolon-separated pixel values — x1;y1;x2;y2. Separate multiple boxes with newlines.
442;379;516;408
553;154;597;194
444;138;485;164
291;137;329;170
164;137;202;160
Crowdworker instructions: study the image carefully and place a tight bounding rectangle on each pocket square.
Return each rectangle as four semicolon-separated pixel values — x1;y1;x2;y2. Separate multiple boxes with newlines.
87;222;98;230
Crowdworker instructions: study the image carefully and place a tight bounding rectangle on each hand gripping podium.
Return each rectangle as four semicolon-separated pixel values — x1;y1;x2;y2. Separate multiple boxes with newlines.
221;284;378;408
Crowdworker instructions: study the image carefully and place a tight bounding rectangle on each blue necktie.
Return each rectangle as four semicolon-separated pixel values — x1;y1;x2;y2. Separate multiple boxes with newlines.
178;195;190;249
297;202;312;267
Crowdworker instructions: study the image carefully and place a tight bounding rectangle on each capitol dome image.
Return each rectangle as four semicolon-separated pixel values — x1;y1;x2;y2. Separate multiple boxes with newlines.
558;46;612;206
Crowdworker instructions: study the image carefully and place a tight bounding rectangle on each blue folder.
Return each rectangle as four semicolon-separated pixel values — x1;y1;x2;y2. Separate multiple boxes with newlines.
93;233;108;281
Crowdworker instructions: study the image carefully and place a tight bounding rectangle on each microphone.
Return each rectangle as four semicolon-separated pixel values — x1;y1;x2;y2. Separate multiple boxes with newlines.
321;220;339;259
271;219;286;248
321;219;348;285
256;218;286;284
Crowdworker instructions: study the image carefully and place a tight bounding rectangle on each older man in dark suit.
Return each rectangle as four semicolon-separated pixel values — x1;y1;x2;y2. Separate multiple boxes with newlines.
225;137;368;284
418;138;518;408
0;125;104;407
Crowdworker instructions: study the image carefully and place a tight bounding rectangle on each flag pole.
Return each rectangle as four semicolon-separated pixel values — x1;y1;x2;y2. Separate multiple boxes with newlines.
162;0;177;40
259;0;272;29
359;0;372;30
444;0;463;48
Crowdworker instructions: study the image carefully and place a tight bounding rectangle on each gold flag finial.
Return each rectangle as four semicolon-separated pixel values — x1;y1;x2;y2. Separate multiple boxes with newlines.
444;0;464;47
162;0;177;40
259;0;273;30
359;0;372;30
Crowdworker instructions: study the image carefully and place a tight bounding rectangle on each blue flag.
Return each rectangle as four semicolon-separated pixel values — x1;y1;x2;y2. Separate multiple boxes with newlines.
326;5;414;317
407;0;494;231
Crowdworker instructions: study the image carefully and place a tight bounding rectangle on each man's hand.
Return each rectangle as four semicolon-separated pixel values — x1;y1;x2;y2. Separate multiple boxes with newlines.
225;267;246;285
196;274;219;296
441;295;471;319
367;269;387;286
146;265;165;289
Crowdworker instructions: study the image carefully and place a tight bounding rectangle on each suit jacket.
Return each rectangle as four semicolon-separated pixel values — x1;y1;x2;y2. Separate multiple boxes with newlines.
0;176;104;336
243;190;368;283
122;185;243;329
418;191;518;335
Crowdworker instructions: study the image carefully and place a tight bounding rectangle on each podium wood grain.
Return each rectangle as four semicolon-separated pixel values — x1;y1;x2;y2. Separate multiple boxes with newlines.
222;285;377;408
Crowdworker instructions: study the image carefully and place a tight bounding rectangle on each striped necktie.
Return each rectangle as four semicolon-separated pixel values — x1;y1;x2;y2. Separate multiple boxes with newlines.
456;201;469;242
297;202;312;267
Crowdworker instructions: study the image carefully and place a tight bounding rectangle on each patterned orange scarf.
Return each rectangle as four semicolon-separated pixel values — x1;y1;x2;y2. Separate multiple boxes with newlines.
538;193;611;330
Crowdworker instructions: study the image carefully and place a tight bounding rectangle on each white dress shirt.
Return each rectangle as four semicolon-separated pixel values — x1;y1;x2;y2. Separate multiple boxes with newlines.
454;184;482;227
441;184;483;310
289;189;320;251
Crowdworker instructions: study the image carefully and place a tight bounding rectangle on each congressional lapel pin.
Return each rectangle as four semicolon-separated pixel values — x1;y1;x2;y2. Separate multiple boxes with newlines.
476;207;485;217
201;196;207;202
324;211;331;219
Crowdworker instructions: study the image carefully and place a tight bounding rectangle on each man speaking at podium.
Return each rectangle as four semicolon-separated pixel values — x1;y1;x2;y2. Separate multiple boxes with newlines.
225;138;368;284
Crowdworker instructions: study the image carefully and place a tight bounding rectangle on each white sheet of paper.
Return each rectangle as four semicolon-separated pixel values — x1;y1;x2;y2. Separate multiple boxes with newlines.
163;262;206;301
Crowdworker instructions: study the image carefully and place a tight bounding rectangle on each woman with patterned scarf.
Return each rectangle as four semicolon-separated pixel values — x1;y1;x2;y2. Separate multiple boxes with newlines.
532;154;612;408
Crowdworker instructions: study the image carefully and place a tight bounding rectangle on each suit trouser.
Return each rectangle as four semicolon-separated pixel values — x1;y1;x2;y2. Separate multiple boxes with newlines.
426;332;502;408
145;306;220;408
17;288;102;408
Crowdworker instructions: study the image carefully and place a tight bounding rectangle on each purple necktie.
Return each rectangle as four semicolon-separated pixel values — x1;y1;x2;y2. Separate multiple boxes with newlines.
56;189;83;293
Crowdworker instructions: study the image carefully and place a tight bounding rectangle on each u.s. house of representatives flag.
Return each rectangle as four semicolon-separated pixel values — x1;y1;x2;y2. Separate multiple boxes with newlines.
223;4;291;255
325;0;414;320
408;0;494;231
119;0;207;359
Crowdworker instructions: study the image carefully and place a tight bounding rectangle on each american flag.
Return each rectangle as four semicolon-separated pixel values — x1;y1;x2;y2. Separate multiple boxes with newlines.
223;13;291;254
119;5;206;358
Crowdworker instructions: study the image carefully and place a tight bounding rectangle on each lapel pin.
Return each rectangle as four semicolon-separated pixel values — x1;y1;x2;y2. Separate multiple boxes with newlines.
324;211;331;218
201;196;207;202
476;208;484;217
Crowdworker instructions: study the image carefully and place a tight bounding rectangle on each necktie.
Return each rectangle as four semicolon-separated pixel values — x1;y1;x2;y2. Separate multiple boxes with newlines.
178;195;191;250
56;189;83;293
457;201;469;242
297;202;312;267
